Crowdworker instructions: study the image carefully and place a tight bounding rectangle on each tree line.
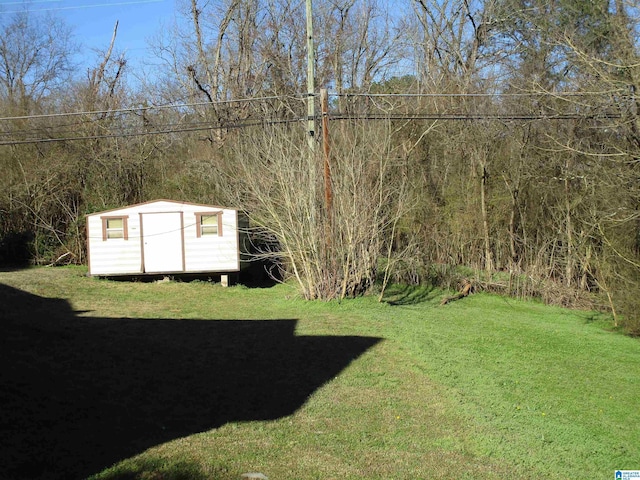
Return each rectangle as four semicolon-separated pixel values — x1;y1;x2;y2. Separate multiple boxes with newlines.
1;0;639;332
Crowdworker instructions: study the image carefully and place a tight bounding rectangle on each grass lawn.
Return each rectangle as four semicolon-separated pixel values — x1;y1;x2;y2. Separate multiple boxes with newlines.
0;266;638;479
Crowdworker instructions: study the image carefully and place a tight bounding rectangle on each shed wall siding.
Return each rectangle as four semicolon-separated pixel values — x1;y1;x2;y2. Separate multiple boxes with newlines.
184;211;239;272
87;215;142;275
87;200;241;276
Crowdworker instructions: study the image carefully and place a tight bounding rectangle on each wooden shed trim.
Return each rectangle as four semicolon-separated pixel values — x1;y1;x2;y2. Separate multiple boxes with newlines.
86;199;238;218
194;211;223;238
100;215;129;241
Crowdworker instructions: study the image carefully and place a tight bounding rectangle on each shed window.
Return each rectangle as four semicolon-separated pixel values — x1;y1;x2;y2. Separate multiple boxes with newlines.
102;216;128;240
195;212;222;238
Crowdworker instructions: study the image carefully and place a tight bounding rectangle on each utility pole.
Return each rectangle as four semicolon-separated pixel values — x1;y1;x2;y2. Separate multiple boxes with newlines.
321;89;333;260
305;0;315;152
320;88;332;223
305;0;317;230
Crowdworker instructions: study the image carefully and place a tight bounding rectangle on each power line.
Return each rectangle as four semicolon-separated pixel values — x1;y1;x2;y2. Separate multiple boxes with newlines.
87;220;199;240
332;90;625;98
0;0;163;14
0;117;304;145
0;90;623;123
1;0;61;5
331;112;623;121
0;90;627;145
0;95;305;122
0;110;624;146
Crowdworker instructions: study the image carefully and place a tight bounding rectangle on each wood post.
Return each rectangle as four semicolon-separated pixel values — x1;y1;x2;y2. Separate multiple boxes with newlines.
320;89;332;227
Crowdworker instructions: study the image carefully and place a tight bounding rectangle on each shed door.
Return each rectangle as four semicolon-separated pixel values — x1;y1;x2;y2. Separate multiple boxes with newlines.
141;212;184;273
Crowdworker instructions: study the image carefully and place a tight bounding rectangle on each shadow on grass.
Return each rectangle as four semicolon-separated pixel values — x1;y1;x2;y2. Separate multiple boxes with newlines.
92;257;281;289
97;457;216;480
381;284;439;306
0;231;33;270
96;456;237;480
0;283;381;480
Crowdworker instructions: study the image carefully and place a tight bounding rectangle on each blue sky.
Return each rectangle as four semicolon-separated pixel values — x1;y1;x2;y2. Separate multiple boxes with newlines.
0;0;177;71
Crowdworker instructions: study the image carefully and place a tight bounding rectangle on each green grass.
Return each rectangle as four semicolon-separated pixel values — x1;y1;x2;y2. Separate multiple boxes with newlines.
0;266;638;479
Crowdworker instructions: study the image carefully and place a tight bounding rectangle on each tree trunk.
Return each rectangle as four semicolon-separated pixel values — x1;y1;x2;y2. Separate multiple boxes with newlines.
479;156;493;272
565;154;574;288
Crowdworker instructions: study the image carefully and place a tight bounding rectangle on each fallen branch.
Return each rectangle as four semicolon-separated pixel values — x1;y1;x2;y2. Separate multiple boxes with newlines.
440;279;473;305
46;251;73;267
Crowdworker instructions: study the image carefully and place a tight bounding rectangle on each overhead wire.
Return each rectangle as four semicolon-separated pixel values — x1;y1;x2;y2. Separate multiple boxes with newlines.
0;116;305;145
0;94;306;122
86;219;200;240
0;91;626;146
0;0;163;15
332;112;622;121
0;90;621;123
1;0;61;4
330;91;622;98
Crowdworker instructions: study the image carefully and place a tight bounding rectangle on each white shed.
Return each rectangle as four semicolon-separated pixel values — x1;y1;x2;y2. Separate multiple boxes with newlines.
86;199;245;277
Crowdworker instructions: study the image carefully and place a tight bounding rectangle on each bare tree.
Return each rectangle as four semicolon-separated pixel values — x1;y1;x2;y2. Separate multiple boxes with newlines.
222;118;411;300
409;0;496;91
0;11;76;113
